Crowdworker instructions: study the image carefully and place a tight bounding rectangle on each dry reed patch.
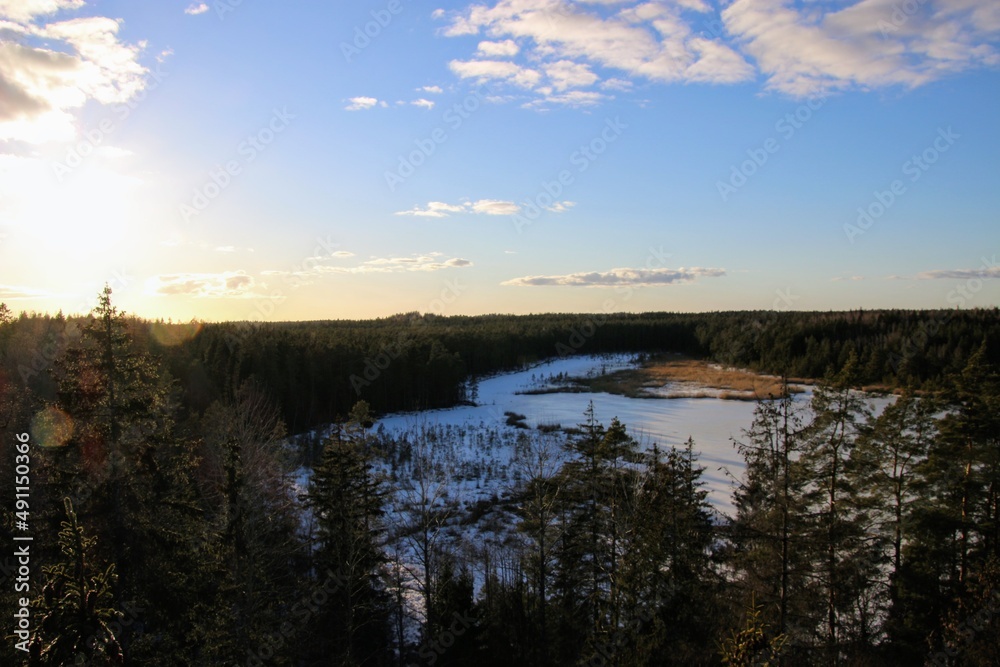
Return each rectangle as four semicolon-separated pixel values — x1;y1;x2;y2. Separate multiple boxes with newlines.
630;358;804;400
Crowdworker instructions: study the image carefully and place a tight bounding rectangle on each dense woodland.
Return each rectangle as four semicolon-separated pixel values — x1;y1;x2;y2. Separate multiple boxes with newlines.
1;292;999;665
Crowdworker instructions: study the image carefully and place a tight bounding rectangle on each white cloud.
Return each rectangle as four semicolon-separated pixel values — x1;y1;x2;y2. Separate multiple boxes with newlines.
396;199;529;217
419;85;444;93
525;89;608;107
477;39;520;57
183;3;209;16
449;59;542;88
147;271;260;298
263;252;473;282
502;266;726;287
358;255;473;273
600;77;633;91
543;59;599;91
722;0;1000;96
344;96;380;111
0;284;51;299
411;98;436;109
397;198;577;217
444;0;753;100
442;0;1000;100
469;198;520;215
544;200;575;212
0;0;84;24
395;201;469;218
917;265;1000;280
0;8;149;143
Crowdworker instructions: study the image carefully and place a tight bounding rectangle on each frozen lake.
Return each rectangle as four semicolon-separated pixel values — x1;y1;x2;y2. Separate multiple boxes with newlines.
373;354;837;515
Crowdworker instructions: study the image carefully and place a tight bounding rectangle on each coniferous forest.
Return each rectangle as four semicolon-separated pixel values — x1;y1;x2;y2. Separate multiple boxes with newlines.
2;292;999;666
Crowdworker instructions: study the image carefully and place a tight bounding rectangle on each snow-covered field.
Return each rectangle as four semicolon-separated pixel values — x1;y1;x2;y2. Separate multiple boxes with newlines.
375;353;772;514
294;353;893;626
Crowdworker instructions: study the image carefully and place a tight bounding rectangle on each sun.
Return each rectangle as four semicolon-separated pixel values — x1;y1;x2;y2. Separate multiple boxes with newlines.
2;153;141;257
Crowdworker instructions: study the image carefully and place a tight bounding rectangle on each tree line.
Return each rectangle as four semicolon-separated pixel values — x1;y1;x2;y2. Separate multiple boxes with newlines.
0;294;998;665
8;303;995;433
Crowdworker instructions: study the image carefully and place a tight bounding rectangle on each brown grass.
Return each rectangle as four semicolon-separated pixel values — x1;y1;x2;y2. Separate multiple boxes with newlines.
573;356;806;401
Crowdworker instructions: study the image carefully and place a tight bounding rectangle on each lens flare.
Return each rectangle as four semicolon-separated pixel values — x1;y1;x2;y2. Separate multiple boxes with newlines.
149;321;203;346
31;407;74;448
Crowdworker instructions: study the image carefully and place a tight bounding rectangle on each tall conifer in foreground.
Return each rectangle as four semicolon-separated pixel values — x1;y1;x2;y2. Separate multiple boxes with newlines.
307;401;392;665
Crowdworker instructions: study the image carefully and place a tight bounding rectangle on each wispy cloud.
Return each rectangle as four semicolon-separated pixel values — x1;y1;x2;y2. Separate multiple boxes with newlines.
183;2;209;15
0;0;85;23
723;0;1000;96
411;98;436;110
396;198;574;218
917;265;1000;280
441;0;1000;100
147;271;260;298
261;252;474;285
502;266;726;287
0;284;51;299
443;0;753;105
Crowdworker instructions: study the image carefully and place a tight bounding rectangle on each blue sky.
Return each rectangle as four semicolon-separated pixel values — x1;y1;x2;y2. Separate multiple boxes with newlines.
0;0;998;321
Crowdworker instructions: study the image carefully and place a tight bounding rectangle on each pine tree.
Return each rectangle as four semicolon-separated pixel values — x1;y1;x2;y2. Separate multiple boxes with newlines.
622;438;719;665
307;403;391;665
730;381;811;651
551;405;641;665
905;343;1000;662
720;596;787;667
45;286;205;663
514;431;562;666
29;498;123;666
852;386;937;656
799;353;877;662
195;381;306;664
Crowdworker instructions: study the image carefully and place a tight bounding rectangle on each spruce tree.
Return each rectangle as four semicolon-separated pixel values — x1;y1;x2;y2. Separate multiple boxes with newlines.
852;386;937;658
730;381;811;651
307;403;391;665
29;498;123;666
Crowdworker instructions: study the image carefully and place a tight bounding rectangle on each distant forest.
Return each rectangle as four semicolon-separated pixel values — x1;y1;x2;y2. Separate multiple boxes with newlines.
5;302;998;434
1;295;999;666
